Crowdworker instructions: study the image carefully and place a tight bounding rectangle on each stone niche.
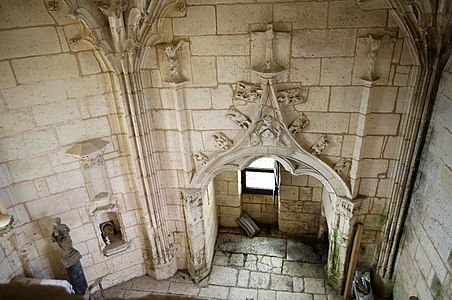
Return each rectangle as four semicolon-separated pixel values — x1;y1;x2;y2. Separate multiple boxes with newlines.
66;139;131;256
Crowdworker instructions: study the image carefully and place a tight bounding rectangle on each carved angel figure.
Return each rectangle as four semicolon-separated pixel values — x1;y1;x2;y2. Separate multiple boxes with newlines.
362;35;382;81
163;40;186;84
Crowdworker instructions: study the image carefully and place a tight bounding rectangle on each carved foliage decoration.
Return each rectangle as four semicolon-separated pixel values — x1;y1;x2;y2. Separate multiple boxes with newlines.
234;82;263;102
193;152;208;165
226;106;251;131
288;113;309;135
212;133;233;151
311;135;329;155
334;158;352;178
276;88;306;106
94;0;128;18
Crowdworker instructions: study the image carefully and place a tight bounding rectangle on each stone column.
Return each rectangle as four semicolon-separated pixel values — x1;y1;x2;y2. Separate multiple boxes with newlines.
181;189;210;283
327;197;359;291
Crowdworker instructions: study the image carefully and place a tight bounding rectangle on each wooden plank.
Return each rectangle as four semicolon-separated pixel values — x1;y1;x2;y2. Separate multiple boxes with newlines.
343;223;364;299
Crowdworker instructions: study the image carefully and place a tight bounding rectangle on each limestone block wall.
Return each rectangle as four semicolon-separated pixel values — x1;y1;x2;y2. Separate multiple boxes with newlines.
393;61;452;299
214;171;242;228
0;1;146;286
278;172;323;236
241;193;278;226
143;0;418;270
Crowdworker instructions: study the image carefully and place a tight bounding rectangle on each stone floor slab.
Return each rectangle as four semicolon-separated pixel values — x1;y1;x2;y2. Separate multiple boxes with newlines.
131;275;170;293
198;285;230;299
276;291;313;300
237;269;250;287
304;278;325;294
282;261;323;278
216;234;286;257
249;271;271;289
228;287;258;300
209;266;238;286
270;274;293;291
168;282;199;296
229;253;245;267
213;251;230;266
293;277;304;292
124;290;151;298
258;289;276;300
286;240;321;263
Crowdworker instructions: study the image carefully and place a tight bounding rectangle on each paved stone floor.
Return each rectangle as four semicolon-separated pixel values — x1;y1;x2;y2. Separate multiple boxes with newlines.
104;228;342;299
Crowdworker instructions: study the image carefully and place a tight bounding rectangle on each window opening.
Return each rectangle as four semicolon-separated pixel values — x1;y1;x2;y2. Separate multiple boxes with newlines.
242;158;278;195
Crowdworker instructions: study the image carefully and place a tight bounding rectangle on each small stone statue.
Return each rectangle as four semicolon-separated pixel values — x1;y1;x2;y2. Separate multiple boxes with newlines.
163;40;187;84
361;34;382;81
51;217;81;268
51;218;87;295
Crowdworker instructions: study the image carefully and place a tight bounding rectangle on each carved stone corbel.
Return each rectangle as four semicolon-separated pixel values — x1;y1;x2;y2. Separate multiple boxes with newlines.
288;113;309;135
226;106;251;131
311;135;329;155
212;133;233;151
181;189;203;207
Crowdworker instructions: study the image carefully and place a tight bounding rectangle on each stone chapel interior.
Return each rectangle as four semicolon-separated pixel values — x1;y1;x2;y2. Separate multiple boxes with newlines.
0;0;451;299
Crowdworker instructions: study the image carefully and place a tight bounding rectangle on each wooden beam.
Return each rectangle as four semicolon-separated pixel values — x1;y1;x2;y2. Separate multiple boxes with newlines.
343;223;364;299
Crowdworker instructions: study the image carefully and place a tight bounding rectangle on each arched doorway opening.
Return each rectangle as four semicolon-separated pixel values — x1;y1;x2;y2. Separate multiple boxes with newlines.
182;149;357;292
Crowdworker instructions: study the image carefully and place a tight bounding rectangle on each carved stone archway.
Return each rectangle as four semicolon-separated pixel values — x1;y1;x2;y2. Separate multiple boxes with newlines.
179;29;357;286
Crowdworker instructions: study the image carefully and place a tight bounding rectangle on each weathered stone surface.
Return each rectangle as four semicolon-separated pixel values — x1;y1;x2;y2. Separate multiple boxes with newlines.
217;4;272;34
172;6;216;36
274;2;327;29
191;56;217;87
208;266;238;286
320;58;354;85
328;1;387;28
0;0;55;29
249;271;270;289
289;59;321;85
12;53;79;84
286;240;321;263
270;274;293;291
304;277;325;294
215;234;286;258
282;261;323;278
330;87;362;112
217;56;249;83
0;27;61;60
292;29;356;58
191;35;250;56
